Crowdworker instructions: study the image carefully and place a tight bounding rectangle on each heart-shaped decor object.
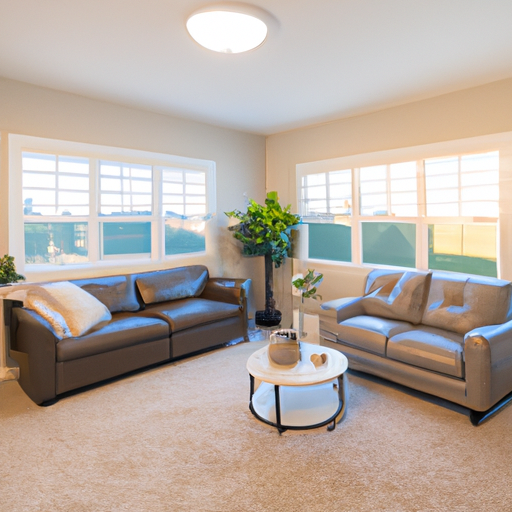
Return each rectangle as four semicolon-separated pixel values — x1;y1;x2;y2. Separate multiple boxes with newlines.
310;353;327;368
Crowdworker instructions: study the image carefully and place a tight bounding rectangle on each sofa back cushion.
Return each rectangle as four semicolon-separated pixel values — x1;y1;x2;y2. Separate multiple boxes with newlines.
362;271;432;325
136;265;209;305
422;273;512;334
364;270;406;295
70;275;141;313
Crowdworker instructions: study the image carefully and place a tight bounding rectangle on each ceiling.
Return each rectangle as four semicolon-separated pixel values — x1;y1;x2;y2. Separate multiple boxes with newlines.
1;1;512;135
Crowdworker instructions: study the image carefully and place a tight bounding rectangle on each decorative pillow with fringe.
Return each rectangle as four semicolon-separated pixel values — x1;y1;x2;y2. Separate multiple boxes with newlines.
25;281;112;339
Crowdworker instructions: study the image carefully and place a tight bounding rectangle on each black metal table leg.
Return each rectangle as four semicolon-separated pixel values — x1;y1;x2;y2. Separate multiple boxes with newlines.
250;374;255;401
274;384;286;434
328;374;347;431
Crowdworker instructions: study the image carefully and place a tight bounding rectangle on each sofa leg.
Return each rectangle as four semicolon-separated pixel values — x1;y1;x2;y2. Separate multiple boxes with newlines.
40;397;59;407
470;392;512;426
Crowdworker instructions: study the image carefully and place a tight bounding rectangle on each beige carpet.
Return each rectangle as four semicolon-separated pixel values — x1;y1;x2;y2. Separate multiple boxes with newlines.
1;339;512;512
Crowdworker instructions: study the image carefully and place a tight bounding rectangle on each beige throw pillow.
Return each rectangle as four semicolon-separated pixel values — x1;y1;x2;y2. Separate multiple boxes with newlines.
25;281;112;339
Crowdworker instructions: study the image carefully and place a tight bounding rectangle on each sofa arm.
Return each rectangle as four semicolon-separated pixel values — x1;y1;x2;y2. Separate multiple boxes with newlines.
9;306;58;405
200;278;251;311
321;297;365;324
464;320;512;411
466;322;512;363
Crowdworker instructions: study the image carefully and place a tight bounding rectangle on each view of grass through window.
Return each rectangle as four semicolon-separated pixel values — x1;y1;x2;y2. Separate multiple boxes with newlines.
24;223;88;264
307;223;351;262
428;224;497;277
362;222;416;268
165;221;205;255
102;222;151;256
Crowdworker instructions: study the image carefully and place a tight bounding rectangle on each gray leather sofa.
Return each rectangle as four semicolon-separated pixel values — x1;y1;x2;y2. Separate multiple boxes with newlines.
7;265;250;405
321;269;512;424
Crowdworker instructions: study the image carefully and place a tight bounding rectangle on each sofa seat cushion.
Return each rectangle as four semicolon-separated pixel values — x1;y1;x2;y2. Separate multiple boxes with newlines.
387;326;464;378
140;298;240;333
337;315;413;356
56;313;170;362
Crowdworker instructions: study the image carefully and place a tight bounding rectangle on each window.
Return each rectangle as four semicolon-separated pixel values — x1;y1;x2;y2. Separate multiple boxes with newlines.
428;224;497;277
424;151;499;276
22;153;90;216
360;162;418;217
99;161;153;216
301;169;351;217
22;152;91;264
24;222;89;265
162;167;208;256
362;222;416;268
425;152;499;217
162;168;207;217
297;147;501;278
15;136;216;269
300;169;352;262
102;222;152;258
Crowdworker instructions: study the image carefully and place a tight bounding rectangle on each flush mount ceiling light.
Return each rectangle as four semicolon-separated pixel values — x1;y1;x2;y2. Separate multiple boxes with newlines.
186;3;273;54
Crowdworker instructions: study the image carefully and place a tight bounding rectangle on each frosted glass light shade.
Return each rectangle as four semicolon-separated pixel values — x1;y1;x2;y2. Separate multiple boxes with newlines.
186;10;268;53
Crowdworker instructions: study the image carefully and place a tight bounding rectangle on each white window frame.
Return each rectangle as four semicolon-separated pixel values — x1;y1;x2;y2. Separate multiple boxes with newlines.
9;135;216;276
296;132;512;279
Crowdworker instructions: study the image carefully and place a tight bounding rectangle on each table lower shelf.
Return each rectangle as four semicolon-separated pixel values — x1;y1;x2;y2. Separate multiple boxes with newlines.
249;375;346;433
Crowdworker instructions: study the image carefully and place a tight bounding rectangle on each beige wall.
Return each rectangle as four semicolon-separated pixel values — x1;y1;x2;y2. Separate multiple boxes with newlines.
0;77;267;307
267;77;512;206
266;77;512;312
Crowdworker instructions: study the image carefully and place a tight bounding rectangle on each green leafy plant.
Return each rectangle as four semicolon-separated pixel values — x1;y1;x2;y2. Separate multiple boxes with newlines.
225;191;300;268
0;254;25;285
226;191;300;327
292;269;323;300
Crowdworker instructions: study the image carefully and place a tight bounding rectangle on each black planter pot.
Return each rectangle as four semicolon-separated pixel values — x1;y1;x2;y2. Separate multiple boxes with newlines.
255;309;282;328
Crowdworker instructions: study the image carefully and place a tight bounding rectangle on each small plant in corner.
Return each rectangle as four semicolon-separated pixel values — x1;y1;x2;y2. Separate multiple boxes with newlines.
0;254;25;285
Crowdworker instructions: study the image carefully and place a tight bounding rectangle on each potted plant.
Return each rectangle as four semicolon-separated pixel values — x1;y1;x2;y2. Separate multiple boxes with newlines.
292;269;323;337
0;254;25;286
226;191;300;327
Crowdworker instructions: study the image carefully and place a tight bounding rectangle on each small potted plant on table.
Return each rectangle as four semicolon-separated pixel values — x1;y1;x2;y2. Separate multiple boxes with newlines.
292;269;323;338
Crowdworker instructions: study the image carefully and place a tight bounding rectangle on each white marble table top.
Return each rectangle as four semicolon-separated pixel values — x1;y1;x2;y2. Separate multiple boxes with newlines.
247;341;348;387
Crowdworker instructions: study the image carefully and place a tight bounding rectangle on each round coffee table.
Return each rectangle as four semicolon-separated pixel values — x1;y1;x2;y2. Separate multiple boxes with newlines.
247;342;348;434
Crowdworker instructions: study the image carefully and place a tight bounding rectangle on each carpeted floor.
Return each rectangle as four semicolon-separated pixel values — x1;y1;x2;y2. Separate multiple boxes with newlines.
1;339;512;512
